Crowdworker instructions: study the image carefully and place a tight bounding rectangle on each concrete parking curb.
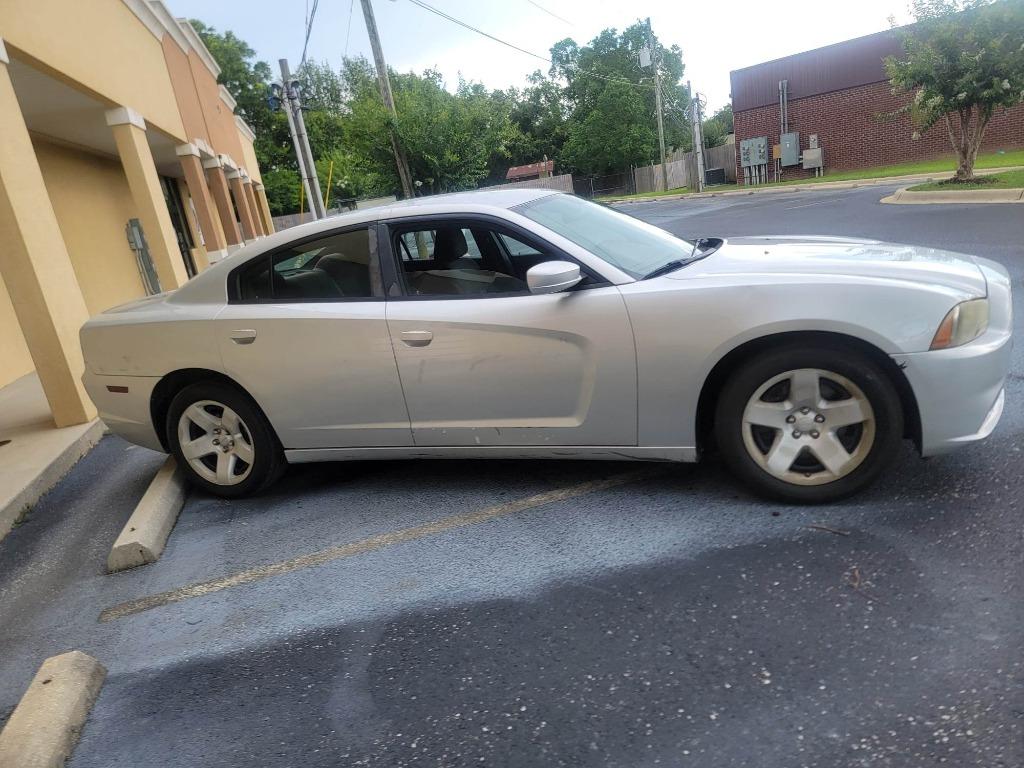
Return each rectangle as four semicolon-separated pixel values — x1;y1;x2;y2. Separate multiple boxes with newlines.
881;186;1024;204
107;456;186;573
0;651;107;768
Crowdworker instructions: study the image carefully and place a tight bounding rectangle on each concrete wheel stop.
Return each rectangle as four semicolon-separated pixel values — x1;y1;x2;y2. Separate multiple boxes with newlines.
107;455;186;573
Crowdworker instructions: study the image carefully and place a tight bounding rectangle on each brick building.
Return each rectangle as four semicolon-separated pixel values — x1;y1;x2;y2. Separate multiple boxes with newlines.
730;29;1024;184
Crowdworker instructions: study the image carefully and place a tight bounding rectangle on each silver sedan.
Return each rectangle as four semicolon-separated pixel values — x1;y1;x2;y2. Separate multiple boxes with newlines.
81;190;1012;503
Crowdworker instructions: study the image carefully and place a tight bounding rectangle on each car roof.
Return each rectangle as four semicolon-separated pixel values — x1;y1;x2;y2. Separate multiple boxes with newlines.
381;187;561;212
169;188;563;305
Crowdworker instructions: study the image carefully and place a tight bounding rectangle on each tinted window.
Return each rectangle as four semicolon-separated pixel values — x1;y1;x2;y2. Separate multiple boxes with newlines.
235;228;380;302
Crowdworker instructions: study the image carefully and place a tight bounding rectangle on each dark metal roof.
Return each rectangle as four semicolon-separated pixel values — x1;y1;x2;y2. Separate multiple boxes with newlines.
730;29;905;113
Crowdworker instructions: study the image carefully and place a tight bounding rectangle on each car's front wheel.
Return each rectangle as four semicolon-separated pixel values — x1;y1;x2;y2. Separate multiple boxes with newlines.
166;381;285;497
714;345;903;503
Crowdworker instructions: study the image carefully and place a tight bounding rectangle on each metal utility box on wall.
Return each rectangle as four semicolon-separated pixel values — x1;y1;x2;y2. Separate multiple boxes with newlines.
781;132;800;166
739;136;769;167
802;146;824;169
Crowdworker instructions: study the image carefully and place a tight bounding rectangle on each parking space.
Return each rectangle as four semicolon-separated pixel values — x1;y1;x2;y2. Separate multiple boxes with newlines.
0;183;1021;766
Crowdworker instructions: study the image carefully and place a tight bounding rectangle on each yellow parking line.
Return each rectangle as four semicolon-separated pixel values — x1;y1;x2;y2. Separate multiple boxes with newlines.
98;468;660;623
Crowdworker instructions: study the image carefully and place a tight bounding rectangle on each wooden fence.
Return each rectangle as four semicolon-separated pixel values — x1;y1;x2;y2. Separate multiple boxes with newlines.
634;143;737;194
482;173;574;193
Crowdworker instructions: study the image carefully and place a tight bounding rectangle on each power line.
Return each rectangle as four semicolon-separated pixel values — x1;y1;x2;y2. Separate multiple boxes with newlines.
404;0;655;90
525;0;573;26
300;0;320;67
344;0;355;58
407;0;550;62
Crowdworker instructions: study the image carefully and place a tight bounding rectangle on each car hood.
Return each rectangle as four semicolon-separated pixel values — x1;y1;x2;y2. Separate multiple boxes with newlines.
668;235;987;295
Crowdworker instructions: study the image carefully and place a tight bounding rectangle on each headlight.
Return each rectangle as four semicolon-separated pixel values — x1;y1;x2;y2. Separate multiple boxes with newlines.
930;298;989;350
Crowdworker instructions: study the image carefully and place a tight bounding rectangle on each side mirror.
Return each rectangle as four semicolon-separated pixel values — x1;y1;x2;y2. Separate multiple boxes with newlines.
526;260;583;295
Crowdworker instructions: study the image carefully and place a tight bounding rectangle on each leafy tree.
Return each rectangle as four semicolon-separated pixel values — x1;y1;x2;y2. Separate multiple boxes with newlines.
561;81;658;173
709;104;734;135
701;105;734;148
261;167;301;216
886;0;1024;180
497;71;569;173
550;24;689;174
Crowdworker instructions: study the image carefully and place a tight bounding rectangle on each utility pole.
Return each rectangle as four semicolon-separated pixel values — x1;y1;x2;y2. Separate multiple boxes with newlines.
647;17;668;193
689;81;706;193
279;58;326;218
360;0;415;198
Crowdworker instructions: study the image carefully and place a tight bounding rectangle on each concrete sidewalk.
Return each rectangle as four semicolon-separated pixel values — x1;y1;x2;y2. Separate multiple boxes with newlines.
607;165;1024;204
0;373;104;542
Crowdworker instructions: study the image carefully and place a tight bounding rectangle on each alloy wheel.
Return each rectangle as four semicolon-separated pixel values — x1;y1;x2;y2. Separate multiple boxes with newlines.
176;400;255;486
741;368;876;486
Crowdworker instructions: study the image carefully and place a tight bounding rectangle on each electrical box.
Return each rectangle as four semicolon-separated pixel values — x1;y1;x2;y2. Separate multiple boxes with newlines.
781;132;800;167
772;144;782;160
740;136;769;167
739;139;753;168
802;146;824;169
809;134;819;149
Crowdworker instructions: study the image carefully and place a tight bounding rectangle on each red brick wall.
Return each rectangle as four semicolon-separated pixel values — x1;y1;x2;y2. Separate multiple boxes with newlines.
733;80;1024;184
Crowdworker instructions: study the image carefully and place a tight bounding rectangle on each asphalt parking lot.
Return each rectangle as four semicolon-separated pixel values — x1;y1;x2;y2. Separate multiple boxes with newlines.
1;183;1021;767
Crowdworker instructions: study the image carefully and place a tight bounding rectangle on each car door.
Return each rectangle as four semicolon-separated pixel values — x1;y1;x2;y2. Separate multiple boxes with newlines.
216;224;412;450
381;215;637;447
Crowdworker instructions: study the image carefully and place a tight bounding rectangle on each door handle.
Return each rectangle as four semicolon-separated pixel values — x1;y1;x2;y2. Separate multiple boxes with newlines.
230;329;257;345
400;330;433;347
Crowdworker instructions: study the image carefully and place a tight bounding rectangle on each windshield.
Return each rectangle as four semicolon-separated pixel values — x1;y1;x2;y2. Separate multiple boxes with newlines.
515;194;694;279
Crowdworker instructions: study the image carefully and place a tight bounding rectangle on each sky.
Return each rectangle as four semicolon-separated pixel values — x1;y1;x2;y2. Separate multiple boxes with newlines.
170;0;914;114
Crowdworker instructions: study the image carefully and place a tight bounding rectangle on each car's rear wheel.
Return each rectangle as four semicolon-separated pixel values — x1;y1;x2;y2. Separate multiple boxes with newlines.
167;382;285;497
714;345;903;503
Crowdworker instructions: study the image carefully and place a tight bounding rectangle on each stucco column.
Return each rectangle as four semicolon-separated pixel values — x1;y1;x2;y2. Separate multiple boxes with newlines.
105;107;188;290
241;176;265;236
226;168;258;242
0;41;95;426
176;144;226;263
254;183;275;234
203;157;242;248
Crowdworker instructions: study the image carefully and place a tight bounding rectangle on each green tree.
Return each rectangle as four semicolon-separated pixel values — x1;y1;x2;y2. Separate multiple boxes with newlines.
561;81;658;173
886;0;1024;180
550;23;688;173
701;105;734;148
261;167;301;216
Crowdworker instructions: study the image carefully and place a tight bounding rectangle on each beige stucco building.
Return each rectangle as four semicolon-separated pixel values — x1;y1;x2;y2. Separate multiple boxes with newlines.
0;0;275;428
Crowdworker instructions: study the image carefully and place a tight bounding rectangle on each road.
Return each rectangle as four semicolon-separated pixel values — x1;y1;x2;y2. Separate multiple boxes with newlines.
0;183;1021;767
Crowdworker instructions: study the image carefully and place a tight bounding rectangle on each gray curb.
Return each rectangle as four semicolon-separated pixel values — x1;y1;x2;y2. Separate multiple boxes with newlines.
605;165;1024;204
0;420;104;545
0;651;107;768
107;456;186;573
881;186;1024;204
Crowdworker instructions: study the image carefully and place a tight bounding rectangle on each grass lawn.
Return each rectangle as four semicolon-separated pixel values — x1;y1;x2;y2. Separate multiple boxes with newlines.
601;149;1024;200
907;168;1024;191
760;149;1024;188
597;186;689;201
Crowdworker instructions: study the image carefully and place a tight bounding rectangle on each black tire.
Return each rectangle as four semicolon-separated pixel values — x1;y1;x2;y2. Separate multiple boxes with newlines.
714;344;903;504
166;381;285;498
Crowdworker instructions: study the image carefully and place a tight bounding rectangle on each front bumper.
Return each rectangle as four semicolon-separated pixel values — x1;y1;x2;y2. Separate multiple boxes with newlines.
892;328;1012;457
